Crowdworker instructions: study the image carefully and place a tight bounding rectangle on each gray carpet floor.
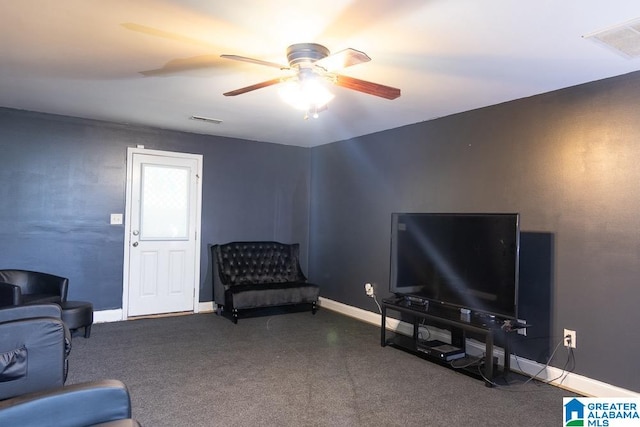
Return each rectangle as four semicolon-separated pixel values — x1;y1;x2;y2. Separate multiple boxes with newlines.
66;308;576;426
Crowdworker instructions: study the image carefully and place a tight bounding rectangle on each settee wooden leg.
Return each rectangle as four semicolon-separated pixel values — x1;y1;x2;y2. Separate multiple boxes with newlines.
232;309;238;324
311;301;317;315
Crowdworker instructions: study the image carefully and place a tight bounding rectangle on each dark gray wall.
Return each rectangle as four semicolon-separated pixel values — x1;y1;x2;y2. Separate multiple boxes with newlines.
308;71;640;392
3;70;639;392
0;108;311;309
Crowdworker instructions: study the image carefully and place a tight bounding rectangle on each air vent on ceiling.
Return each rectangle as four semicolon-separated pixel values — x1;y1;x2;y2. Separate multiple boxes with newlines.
584;18;640;59
190;115;223;124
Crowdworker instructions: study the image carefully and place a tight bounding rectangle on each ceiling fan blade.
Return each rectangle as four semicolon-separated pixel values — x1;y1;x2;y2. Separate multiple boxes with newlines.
223;77;282;96
140;55;225;76
220;54;289;70
334;75;401;100
315;48;371;72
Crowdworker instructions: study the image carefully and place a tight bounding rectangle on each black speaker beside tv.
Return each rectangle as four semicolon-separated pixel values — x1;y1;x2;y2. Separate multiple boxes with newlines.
390;212;520;320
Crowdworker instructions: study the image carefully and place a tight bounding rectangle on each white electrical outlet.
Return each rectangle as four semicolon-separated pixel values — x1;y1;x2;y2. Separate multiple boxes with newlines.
364;283;374;297
110;213;123;225
563;328;576;348
517;319;527;336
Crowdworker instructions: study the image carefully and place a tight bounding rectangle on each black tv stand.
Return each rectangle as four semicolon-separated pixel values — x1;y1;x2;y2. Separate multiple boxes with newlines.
381;296;528;387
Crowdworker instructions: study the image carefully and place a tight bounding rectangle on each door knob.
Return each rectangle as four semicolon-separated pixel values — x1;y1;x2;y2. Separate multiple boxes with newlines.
132;242;139;247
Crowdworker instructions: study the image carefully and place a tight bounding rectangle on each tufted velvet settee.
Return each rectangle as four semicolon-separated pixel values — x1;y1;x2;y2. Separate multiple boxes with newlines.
212;241;319;323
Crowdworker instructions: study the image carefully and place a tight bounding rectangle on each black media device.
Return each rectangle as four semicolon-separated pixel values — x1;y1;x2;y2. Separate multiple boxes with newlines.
389;213;520;320
416;340;466;361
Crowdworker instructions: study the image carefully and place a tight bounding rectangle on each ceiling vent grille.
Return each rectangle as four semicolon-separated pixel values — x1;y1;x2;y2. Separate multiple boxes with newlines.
584;18;640;59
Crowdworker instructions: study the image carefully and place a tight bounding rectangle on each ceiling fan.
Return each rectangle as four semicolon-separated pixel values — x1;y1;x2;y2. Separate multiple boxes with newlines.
220;43;401;118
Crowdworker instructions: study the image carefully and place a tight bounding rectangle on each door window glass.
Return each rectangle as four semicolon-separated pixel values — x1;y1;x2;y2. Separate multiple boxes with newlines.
140;164;190;240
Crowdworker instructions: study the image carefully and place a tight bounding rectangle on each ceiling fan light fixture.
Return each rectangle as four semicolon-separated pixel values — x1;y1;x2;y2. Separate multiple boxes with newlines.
278;77;335;114
220;42;400;114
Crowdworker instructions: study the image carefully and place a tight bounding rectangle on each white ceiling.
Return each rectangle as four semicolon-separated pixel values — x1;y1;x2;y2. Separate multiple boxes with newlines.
1;1;639;147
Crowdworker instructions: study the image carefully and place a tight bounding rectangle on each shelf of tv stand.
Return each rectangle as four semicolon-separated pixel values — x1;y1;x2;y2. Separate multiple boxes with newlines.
384;332;501;385
381;296;526;387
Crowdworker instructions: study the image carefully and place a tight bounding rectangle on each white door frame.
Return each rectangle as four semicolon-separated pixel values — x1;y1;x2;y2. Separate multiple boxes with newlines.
122;147;203;319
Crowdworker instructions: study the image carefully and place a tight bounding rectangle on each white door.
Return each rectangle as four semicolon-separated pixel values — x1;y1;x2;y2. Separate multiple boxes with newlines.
123;148;202;317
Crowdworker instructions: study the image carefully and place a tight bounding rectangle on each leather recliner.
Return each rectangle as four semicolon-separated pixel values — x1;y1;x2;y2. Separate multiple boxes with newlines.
0;281;22;307
0;304;71;400
0;305;139;426
0;379;140;427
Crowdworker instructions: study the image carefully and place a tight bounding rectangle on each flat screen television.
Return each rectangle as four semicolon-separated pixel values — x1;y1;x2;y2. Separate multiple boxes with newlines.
390;213;520;320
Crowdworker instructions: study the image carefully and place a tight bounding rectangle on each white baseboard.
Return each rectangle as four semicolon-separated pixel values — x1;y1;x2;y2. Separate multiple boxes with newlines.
318;297;639;398
93;308;124;323
198;301;215;313
93;301;215;323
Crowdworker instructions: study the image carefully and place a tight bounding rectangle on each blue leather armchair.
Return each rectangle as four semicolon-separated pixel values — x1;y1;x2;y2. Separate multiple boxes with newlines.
0;281;22;307
0;306;135;426
0;379;140;427
0;304;71;400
